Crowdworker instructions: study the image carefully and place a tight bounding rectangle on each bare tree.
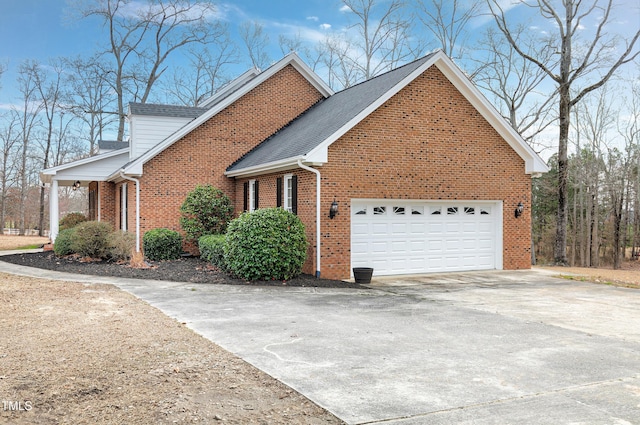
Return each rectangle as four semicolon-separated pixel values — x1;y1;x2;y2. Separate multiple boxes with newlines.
163;39;238;106
64;56;118;154
488;0;640;265
239;21;271;70
70;0;221;140
339;0;419;82
320;35;362;89
473;27;556;151
0;111;19;234
618;78;640;263
415;0;482;61
32;59;68;236
15;60;44;235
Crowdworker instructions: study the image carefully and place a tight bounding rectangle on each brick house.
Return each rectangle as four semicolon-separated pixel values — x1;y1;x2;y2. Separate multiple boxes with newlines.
41;51;548;280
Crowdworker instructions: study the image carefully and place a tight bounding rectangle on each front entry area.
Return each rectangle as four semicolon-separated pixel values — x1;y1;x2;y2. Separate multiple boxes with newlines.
350;200;503;276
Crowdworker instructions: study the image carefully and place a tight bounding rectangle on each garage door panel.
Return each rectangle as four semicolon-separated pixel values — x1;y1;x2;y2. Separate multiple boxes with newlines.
410;223;426;233
352;200;500;276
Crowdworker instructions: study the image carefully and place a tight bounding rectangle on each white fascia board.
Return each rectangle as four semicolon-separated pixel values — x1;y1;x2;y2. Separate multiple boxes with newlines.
225;157;305;178
431;55;549;174
199;67;260;108
124;54;333;176
286;52;334;97
40;149;129;183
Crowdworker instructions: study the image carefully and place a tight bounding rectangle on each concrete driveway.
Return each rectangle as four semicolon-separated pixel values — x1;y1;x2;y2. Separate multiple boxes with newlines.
2;261;639;424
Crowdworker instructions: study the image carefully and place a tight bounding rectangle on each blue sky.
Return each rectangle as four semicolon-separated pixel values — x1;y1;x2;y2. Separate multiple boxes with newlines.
1;1;638;92
0;0;638;150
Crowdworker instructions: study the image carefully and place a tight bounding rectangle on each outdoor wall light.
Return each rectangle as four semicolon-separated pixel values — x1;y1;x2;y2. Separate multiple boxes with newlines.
72;180;81;191
515;202;524;218
329;198;339;219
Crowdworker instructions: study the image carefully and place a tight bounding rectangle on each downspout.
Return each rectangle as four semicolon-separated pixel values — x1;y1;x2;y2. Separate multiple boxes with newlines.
297;159;321;278
119;171;141;252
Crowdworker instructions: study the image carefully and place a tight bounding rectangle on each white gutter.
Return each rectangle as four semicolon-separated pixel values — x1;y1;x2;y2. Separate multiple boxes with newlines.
297;159;322;278
119;171;141;252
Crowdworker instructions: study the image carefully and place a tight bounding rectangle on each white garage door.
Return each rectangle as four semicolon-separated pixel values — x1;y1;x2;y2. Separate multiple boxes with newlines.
351;200;502;276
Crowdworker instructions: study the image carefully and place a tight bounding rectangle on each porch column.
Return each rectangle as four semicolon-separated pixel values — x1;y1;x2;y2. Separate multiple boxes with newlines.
49;180;59;242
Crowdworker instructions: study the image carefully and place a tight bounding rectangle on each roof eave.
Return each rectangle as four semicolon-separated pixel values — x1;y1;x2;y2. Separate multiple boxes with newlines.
225;156;310;178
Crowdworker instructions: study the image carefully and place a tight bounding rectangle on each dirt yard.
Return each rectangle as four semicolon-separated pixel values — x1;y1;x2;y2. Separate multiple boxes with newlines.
0;235;343;423
0;273;343;424
538;260;640;289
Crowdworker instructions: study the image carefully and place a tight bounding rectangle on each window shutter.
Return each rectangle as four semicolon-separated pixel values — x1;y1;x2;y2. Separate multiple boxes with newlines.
291;175;298;215
243;181;249;212
276;177;282;207
254;180;259;209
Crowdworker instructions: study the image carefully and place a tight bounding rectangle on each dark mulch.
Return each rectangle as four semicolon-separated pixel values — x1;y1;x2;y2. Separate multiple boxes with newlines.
0;251;366;289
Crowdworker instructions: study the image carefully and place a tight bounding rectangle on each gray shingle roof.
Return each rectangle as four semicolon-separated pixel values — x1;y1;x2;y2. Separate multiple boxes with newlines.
129;103;208;118
98;140;129;151
227;53;435;172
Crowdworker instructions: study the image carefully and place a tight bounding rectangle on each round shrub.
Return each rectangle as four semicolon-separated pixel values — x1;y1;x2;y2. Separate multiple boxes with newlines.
53;228;77;256
143;228;183;261
107;231;136;262
180;185;233;242
59;212;87;231
225;208;307;281
198;234;227;270
71;221;113;258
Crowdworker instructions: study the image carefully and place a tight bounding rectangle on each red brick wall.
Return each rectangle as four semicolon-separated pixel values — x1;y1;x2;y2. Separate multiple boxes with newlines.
309;66;532;279
96;181;116;227
135;65;324;250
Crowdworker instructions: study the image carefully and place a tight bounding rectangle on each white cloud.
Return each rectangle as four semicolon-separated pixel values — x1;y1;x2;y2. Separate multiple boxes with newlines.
269;21;331;44
319;23;331;30
577;24;586;30
339;5;352;13
306;16;319;22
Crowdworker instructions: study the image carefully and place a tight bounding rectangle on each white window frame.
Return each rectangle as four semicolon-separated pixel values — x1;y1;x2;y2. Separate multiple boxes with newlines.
283;174;293;212
249;179;256;212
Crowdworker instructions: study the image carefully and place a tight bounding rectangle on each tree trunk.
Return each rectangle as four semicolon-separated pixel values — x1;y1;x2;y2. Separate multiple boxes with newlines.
554;85;571;265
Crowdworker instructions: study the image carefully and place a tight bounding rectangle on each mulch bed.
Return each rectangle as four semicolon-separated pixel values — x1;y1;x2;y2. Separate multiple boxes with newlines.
0;251;366;289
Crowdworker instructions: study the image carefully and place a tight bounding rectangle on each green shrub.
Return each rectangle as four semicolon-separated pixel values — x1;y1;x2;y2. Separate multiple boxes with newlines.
71;221;112;258
143;228;183;261
53;228;77;256
107;231;136;262
199;234;227;269
225;208;307;281
180;185;233;242
59;212;87;231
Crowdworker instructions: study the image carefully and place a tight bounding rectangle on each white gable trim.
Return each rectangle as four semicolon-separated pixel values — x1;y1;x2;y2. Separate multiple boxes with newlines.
303;50;548;175
40;149;129;184
431;55;549;174
122;52;333;177
198;67;260;108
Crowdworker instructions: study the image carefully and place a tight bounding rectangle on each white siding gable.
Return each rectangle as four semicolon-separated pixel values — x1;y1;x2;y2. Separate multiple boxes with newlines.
129;115;192;160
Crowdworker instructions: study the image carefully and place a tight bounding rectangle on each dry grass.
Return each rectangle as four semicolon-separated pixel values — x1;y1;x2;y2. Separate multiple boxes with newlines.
538;261;640;289
0;235;49;250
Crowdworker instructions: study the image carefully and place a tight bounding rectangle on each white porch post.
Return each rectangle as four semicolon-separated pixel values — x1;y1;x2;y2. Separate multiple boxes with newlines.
49;179;59;242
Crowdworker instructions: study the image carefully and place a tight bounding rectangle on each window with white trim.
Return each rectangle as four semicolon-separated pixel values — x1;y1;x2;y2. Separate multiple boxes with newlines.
249;179;256;212
284;174;293;213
